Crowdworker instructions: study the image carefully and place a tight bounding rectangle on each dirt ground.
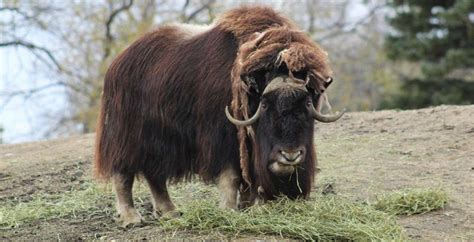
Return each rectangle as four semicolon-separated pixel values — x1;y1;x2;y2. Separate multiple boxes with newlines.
1;105;473;240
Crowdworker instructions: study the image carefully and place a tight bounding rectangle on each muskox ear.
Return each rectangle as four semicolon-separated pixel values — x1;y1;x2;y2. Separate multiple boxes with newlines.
245;70;272;94
243;75;256;86
323;77;333;89
243;75;259;93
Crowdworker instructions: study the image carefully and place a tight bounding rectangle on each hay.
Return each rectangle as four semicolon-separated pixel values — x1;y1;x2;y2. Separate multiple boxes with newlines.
160;195;406;241
372;188;448;215
1;181;448;240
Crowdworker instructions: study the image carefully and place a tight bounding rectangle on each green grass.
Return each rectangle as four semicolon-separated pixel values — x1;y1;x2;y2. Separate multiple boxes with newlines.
0;181;448;240
372;188;448;215
0;183;119;229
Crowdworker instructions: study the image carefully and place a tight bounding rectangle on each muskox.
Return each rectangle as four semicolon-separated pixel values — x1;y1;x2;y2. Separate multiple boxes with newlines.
95;6;344;226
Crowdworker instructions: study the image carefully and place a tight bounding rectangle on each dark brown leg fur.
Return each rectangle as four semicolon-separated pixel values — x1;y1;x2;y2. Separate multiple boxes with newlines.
145;177;180;218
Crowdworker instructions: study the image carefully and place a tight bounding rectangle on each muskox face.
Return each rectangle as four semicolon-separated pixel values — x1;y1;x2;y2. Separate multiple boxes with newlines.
226;75;344;200
255;88;313;176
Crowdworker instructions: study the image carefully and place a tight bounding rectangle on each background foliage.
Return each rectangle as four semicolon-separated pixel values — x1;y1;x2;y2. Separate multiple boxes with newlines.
383;0;474;108
0;0;472;142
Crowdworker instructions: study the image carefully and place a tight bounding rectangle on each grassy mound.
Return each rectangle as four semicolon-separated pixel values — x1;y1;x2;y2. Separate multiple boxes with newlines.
161;196;406;241
372;188;448;215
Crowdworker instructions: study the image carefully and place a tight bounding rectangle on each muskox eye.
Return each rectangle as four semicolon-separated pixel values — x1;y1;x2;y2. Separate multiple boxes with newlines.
306;101;312;108
261;103;267;110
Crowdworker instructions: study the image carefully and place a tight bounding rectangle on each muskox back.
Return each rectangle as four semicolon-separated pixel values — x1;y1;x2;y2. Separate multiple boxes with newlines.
95;24;240;183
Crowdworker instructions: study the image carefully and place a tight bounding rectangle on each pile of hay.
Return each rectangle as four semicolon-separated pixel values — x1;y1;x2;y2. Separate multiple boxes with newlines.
372;188;448;215
161;195;405;241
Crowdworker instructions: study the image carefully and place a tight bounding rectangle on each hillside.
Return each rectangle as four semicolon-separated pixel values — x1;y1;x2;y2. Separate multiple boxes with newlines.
0;105;473;240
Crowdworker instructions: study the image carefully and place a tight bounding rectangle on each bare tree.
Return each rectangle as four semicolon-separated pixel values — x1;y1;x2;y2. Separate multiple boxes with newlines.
282;0;393;110
0;0;396;142
0;0;218;141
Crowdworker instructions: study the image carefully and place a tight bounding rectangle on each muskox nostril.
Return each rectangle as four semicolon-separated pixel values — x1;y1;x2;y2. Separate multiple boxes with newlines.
280;150;302;162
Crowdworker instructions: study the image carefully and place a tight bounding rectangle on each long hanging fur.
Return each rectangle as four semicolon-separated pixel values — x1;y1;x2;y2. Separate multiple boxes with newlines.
95;25;240;182
95;6;333;198
220;6;333;187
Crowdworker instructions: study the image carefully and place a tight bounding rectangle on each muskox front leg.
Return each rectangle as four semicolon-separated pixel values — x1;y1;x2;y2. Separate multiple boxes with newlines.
238;184;258;209
217;166;240;209
145;178;180;218
112;173;142;227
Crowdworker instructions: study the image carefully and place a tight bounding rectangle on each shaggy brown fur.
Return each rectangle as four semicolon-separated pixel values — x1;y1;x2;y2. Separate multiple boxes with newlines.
95;5;334;215
222;6;333;187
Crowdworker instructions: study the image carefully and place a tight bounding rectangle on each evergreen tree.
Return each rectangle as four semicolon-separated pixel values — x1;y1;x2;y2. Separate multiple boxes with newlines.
383;0;474;109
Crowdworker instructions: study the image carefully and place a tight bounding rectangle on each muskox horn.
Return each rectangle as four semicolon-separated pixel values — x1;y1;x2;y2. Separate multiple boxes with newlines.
225;103;262;126
309;104;346;123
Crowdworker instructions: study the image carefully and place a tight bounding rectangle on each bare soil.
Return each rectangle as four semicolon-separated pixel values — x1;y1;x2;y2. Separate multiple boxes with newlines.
1;105;473;240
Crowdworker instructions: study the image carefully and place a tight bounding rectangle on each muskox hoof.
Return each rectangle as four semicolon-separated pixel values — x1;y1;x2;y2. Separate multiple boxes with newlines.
115;211;143;228
236;202;244;210
219;201;238;210
237;201;252;210
163;210;183;219
154;210;182;219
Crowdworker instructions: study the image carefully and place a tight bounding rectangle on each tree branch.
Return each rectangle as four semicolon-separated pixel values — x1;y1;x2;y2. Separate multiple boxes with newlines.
322;1;350;30
181;0;191;15
0;82;65;110
103;0;134;59
0;41;91;96
0;40;63;72
0;6;58;30
316;3;387;43
0;7;31;19
184;0;215;23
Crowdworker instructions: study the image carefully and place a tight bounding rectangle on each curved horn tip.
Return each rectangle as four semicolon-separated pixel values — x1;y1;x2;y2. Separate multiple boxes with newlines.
330;108;347;120
311;106;347;123
225;104;262;127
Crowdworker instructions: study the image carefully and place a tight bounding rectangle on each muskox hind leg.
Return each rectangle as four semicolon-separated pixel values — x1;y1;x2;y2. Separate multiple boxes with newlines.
218;166;240;209
112;173;143;227
145;177;180;218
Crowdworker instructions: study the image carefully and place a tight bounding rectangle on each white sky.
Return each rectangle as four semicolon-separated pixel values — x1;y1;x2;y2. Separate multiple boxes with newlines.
0;45;68;143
